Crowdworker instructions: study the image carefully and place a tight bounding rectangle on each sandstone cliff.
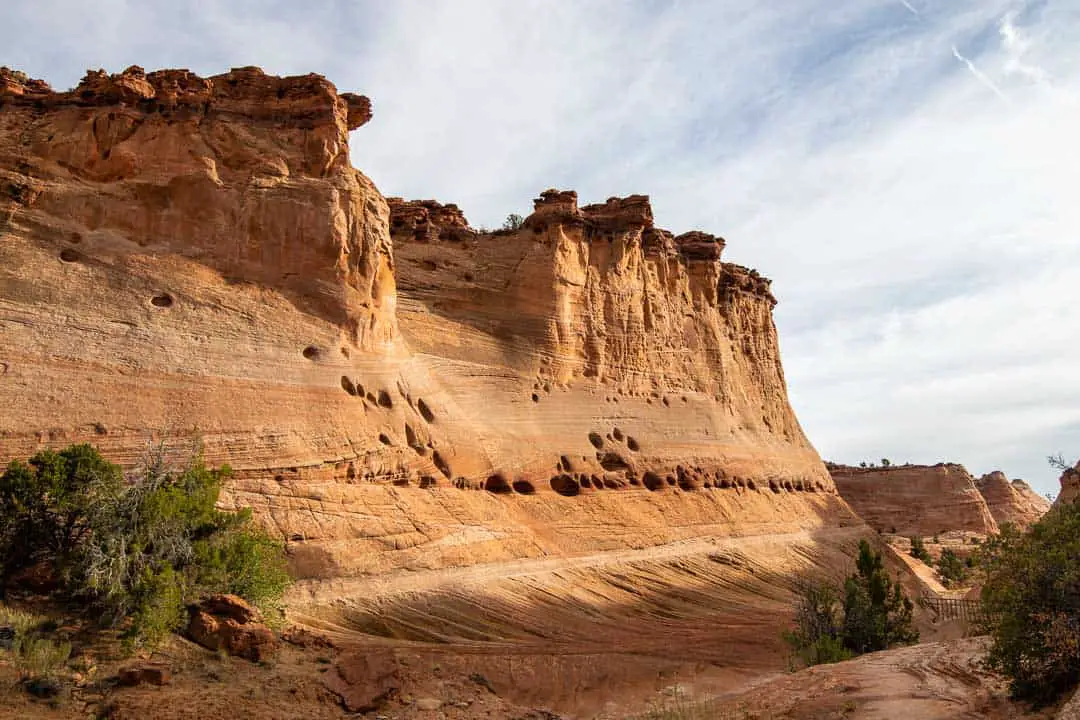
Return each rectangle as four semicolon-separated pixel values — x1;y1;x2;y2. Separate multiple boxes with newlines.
975;471;1050;530
829;463;999;536
1055;460;1080;506
0;66;850;585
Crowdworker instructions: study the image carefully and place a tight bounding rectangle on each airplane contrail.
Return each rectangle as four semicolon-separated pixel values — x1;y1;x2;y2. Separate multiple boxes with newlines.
952;45;1009;101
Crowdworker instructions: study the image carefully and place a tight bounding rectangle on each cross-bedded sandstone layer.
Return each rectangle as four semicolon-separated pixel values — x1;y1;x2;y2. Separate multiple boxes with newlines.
830;462;1050;537
975;471;1050;530
0;66;850;583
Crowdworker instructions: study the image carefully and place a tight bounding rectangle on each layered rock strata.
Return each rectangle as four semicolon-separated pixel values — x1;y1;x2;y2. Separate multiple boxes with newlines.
0;66;849;582
829;463;999;536
1055;460;1080;506
975;471;1050;530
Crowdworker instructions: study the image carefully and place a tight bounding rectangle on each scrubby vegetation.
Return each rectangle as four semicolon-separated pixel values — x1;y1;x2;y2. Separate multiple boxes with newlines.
501;213;525;231
979;499;1080;705
934;548;972;587
0;604;71;686
783;540;918;667
909;535;931;563
0;444;290;653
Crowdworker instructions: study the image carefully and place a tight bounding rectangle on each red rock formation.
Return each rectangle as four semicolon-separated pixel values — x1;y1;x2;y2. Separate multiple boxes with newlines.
1055;460;1080;506
386;198;476;243
975;471;1050;530
0;66;850;586
390;188;824;495
186;594;280;662
829;463;999;536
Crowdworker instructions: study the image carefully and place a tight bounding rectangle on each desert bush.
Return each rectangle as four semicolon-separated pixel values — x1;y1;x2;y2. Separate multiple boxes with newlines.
935;549;969;586
0;444;123;589
909;536;931;563
0;604;71;684
0;604;46;639
13;635;72;679
979;500;1080;704
784;540;917;666
841;541;918;654
0;443;291;649
501;213;524;231
781;579;852;667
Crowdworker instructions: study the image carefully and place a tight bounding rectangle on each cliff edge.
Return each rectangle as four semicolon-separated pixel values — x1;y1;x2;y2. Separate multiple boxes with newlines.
975;471;1050;530
829;463;999;536
0;66;850;584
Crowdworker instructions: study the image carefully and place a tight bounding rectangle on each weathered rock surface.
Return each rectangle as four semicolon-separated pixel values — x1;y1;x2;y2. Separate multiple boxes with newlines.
324;648;401;713
697;637;1046;720
186;594;280;662
0;65;851;584
1055;461;1080;507
829;463;999;537
976;471;1051;530
118;664;172;687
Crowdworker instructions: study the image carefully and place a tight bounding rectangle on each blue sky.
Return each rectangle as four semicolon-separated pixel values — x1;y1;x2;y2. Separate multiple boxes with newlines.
7;0;1079;497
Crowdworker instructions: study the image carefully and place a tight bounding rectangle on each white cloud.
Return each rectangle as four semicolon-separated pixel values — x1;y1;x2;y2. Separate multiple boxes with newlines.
8;0;1080;496
999;11;1051;87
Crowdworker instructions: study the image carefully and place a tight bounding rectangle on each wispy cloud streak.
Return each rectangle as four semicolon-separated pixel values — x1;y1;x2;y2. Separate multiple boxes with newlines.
952;44;1009;100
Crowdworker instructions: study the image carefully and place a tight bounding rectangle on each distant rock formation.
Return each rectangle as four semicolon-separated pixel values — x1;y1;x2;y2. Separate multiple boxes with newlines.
0;65;851;581
829;463;999;536
1055;460;1080;506
975;471;1050;530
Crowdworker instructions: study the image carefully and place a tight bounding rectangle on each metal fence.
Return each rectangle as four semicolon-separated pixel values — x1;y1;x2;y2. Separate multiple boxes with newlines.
921;595;985;624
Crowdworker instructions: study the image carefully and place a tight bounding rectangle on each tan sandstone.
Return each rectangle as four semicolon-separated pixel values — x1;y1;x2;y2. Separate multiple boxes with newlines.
0;66;871;714
976;471;1051;530
829;463;999;537
1055;460;1080;507
0;65;852;584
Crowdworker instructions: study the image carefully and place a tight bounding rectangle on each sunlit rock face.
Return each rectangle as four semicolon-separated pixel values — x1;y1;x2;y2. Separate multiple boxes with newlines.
829;463;1000;536
975;471;1050;530
1055;461;1080;507
0;66;848;582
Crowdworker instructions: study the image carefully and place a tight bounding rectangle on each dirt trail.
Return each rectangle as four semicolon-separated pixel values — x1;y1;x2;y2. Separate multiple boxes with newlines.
680;637;1055;720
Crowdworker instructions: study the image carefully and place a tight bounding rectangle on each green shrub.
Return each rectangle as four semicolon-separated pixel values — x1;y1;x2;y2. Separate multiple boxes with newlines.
501;213;524;231
0;444;122;588
784;540;917;667
0;443;291;649
13;635;72;679
841;541;918;654
192;525;291;627
935;549;969;587
781;579;853;667
0;604;46;637
0;605;71;682
909;536;931;563
980;502;1080;704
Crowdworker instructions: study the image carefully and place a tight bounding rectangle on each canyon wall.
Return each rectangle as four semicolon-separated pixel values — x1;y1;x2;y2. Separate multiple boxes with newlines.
0;66;852;586
1055;461;1080;506
829;463;999;536
975;471;1050;530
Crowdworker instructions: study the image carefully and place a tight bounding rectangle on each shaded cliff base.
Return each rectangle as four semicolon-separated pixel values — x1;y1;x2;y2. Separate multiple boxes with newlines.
2;523;1058;720
294;524;869;717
